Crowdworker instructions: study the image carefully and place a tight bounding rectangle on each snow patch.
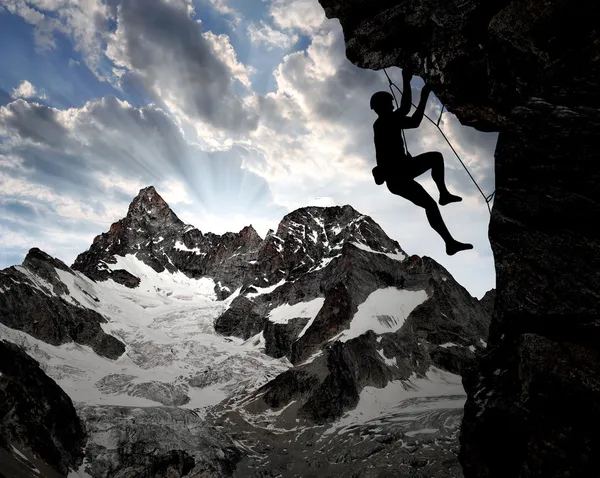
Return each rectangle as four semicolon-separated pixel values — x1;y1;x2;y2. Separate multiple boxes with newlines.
405;428;438;437
440;342;458;348
350;242;406;261
107;254;216;302
245;279;286;298
326;367;465;435
338;288;428;342
268;298;325;326
310;254;341;272
174;240;205;255
377;349;397;367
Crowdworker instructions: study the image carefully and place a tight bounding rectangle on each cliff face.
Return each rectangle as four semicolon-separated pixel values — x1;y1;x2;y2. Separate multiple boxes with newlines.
317;0;600;476
0;341;86;477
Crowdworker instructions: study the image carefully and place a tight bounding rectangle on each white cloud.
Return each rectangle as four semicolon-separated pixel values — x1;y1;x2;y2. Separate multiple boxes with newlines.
105;0;258;133
270;0;327;33
205;0;235;16
1;0;110;75
10;80;45;99
247;21;299;50
202;31;254;89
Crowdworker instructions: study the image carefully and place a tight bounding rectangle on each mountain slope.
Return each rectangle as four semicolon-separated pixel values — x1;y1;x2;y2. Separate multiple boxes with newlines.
0;185;492;477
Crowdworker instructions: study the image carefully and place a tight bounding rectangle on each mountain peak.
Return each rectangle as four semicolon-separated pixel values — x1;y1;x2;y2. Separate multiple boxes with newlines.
127;186;178;220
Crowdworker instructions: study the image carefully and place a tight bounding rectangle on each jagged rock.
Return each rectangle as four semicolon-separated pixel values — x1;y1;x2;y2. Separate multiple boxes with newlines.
317;0;600;475
478;289;495;320
2;184;492;473
0;340;86;476
263;317;310;359
225;221;490;424
110;269;141;288
94;374;190;406
72;186;264;298
214;296;268;340
78;405;241;478
22;248;71;296
461;333;600;477
0;252;125;359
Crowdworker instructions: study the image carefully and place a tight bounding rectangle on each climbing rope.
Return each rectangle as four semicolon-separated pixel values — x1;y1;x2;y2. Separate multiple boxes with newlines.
382;68;495;214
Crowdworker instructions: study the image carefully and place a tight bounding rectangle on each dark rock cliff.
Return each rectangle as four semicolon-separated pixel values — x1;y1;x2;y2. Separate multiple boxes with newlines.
0;249;125;359
0;340;86;476
317;0;600;475
244;253;490;424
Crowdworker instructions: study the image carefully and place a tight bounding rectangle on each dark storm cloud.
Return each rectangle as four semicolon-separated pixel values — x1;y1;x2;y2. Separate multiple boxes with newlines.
1;200;39;221
114;0;258;133
1;100;68;148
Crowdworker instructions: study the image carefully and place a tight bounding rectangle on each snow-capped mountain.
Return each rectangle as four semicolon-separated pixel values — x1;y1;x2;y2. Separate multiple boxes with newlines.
0;186;491;478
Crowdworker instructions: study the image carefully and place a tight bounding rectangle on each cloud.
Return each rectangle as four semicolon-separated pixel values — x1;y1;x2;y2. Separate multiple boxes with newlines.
247;21;299;50
0;95;285;267
270;0;327;33
10;80;46;100
0;0;496;296
106;0;258;133
0;100;68;147
1;0;111;72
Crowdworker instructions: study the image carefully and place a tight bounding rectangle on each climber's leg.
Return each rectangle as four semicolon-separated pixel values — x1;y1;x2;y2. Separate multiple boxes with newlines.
407;151;462;206
386;178;472;255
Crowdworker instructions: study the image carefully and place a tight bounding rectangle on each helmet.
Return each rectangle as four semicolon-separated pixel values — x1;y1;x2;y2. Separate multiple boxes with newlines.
370;91;394;110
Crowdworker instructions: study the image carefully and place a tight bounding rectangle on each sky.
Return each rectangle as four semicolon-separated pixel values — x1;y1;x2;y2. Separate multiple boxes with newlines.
0;0;497;298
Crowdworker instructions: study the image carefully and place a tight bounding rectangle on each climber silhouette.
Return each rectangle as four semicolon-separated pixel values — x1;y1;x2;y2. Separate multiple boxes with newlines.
370;69;473;256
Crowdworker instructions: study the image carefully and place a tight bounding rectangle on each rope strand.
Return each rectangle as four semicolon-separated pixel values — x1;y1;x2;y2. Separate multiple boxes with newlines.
382;68;495;214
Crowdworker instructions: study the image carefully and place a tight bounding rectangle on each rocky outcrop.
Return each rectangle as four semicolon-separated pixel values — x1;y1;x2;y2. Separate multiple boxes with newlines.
214;296;268;340
0;250;125;359
249;254;490;423
78;405;241;478
72;186;264;298
478;288;495;320
0;340;86;476
317;0;600;475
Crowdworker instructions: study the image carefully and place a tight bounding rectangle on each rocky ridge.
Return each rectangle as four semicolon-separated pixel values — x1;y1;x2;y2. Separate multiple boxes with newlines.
1;186;493;477
71;187;491;424
0;340;86;477
0;248;125;359
316;0;600;475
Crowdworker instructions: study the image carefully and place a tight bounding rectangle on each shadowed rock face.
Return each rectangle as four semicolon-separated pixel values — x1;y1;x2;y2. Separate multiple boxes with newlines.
0;250;125;360
78;405;241;478
317;0;600;475
251;254;491;424
0;340;86;476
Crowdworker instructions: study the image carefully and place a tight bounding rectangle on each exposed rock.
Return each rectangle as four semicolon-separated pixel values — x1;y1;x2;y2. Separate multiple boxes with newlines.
317;0;600;475
0;340;86;476
109;269;141;289
461;333;600;477
478;289;495;320
72;186;264;298
224;228;490;424
214;296;268;340
95;374;190;406
263;317;310;359
78;405;241;478
0;252;125;359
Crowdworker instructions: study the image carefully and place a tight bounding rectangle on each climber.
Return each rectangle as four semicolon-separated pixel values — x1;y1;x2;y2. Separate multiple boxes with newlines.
370;68;473;256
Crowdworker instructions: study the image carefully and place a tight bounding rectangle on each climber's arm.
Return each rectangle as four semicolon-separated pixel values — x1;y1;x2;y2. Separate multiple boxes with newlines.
395;68;413;117
401;84;432;129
